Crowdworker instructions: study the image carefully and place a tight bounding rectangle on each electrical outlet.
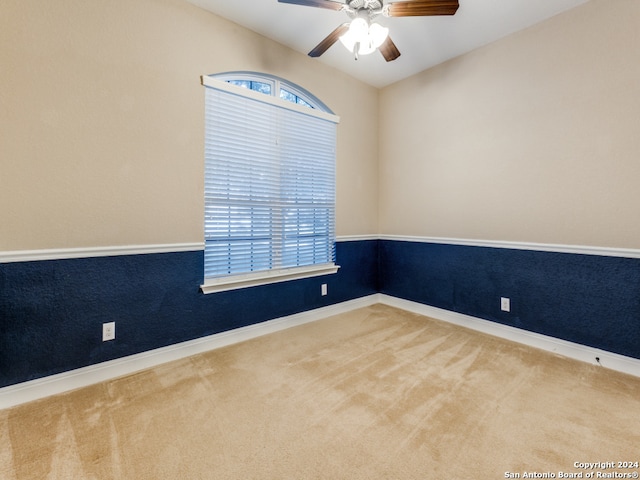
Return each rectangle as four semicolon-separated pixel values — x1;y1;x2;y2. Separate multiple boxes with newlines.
500;297;510;312
321;283;328;296
103;322;115;341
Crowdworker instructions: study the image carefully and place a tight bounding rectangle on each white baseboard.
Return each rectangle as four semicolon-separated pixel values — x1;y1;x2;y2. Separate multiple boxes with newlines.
3;293;639;410
0;295;379;410
378;294;640;379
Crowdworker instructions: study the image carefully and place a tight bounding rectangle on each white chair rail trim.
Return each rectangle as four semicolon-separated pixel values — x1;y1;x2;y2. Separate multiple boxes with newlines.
378;235;640;259
0;243;204;263
2;236;639;264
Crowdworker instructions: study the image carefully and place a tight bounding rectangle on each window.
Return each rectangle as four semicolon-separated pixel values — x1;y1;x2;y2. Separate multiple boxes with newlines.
200;73;340;293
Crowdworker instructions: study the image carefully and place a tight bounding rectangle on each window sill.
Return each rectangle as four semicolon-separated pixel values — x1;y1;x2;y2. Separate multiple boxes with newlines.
200;263;340;294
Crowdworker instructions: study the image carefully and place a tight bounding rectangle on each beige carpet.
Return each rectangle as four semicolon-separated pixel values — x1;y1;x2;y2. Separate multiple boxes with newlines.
1;304;639;479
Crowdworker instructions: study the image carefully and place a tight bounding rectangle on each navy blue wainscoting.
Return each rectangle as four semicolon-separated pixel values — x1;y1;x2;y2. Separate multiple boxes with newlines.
379;240;640;360
0;240;378;388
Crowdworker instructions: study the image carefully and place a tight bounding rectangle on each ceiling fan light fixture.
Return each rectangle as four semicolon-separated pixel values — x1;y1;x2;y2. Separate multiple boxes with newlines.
369;22;389;48
348;17;369;40
339;18;389;57
281;0;460;62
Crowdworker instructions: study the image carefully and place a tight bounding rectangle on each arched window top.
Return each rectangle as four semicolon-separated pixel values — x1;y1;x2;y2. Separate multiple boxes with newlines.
208;71;334;114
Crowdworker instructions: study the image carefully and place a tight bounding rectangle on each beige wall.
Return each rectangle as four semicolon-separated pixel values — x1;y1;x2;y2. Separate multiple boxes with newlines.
379;0;640;249
0;0;378;251
5;0;638;253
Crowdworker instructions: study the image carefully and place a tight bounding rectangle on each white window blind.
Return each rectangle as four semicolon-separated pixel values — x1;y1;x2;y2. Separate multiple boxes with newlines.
201;76;339;292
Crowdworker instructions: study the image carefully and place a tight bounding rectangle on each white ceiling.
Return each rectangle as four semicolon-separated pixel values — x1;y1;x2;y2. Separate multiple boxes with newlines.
186;0;590;88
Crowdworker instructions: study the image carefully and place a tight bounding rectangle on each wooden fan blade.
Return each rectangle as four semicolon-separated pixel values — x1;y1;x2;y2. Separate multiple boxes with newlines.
379;36;401;62
387;0;459;17
308;23;350;58
278;0;344;11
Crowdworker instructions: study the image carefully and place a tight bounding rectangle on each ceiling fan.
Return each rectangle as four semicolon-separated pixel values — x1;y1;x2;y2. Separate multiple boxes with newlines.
277;0;459;62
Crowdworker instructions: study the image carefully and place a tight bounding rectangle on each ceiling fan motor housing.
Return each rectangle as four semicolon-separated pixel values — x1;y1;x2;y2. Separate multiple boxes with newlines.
347;0;383;9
